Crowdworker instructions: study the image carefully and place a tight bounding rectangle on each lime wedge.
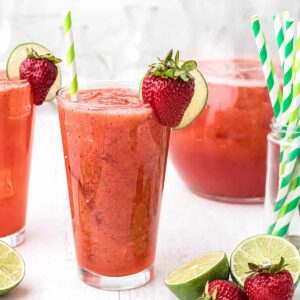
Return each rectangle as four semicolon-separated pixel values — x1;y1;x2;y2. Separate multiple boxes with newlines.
231;234;300;287
174;65;208;130
6;42;61;101
0;241;25;296
165;252;229;300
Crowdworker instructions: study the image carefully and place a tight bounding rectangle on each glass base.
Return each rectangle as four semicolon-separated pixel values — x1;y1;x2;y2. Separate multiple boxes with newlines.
191;189;264;204
0;227;25;247
79;265;154;291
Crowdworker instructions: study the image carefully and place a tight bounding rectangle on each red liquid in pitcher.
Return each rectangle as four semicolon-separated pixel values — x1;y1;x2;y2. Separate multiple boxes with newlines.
170;59;274;201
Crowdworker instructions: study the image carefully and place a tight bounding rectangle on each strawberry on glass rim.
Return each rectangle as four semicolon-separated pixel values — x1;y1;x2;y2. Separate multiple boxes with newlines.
139;49;208;129
6;42;62;105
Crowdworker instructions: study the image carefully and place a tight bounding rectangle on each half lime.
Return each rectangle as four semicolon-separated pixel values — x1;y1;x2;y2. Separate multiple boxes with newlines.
231;234;300;287
0;241;25;296
165;252;229;300
6;42;61;101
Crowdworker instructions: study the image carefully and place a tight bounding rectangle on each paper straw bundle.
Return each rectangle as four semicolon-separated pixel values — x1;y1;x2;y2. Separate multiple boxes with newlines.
251;13;300;237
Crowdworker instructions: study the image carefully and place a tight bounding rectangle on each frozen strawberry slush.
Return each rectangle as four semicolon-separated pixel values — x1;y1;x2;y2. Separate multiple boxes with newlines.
0;75;34;238
170;59;274;200
57;87;170;276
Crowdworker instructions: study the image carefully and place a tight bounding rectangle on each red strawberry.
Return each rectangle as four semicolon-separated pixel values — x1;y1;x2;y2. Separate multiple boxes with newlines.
19;48;61;105
199;280;246;300
244;257;294;300
141;49;196;127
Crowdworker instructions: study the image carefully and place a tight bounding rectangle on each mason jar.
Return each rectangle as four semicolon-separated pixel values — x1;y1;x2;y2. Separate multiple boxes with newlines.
265;120;300;247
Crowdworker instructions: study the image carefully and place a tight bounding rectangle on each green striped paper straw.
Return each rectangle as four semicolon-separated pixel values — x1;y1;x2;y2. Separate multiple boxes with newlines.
267;145;300;234
272;161;300;236
276;19;297;180
268;13;287;234
251;15;282;120
281;18;295;125
63;11;78;101
294;22;300;103
281;11;290;35
271;12;290;197
273;14;285;71
271;19;298;236
271;143;300;235
250;14;284;234
291;22;300;145
274;22;300;235
289;22;300;126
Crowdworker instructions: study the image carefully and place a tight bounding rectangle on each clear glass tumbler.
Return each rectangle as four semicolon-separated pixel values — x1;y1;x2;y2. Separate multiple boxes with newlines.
0;74;35;247
57;82;170;290
265;120;300;247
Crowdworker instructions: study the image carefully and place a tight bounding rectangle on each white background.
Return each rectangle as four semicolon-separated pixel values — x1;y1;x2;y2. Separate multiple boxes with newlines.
1;0;300;81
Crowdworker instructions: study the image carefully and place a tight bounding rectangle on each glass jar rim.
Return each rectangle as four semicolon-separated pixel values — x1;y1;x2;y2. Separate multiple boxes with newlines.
271;118;300;135
56;80;150;110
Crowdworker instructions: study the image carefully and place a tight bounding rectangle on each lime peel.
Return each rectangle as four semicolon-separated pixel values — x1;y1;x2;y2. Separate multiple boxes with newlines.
0;241;25;296
165;251;229;300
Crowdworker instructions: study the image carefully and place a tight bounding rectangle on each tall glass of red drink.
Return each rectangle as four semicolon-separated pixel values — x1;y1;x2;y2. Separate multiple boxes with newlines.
0;75;35;246
57;82;170;290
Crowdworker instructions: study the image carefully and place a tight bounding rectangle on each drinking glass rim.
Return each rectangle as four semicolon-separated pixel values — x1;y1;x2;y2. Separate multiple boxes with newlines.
0;78;31;91
56;80;151;110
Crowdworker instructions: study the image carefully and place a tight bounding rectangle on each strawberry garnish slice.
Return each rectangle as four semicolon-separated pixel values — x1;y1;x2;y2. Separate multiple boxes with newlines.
19;48;62;105
244;257;294;300
199;280;246;300
141;49;197;127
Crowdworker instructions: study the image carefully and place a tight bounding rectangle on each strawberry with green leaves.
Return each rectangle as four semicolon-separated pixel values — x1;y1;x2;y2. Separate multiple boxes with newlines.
141;49;208;128
6;43;62;105
244;257;294;300
19;48;62;105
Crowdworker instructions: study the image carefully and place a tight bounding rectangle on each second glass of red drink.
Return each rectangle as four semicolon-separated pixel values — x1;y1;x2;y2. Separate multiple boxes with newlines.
0;74;35;247
57;81;170;290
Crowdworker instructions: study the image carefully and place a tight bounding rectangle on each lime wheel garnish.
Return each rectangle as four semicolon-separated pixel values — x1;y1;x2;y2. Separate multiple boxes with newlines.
6;42;61;101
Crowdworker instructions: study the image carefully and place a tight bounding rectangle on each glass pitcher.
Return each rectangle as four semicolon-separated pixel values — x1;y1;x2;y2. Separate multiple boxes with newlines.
171;0;299;203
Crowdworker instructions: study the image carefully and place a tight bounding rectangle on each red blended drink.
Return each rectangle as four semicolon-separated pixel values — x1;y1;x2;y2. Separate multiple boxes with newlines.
1;42;62;246
0;75;34;246
57;83;170;289
170;59;275;203
58;50;207;290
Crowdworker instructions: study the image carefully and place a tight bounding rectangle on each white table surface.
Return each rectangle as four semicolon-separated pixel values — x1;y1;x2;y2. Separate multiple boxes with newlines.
4;102;300;299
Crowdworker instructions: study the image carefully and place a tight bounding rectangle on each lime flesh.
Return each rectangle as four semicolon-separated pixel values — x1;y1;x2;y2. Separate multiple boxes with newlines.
174;66;208;130
0;241;25;296
6;42;61;101
165;252;229;300
231;234;300;287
